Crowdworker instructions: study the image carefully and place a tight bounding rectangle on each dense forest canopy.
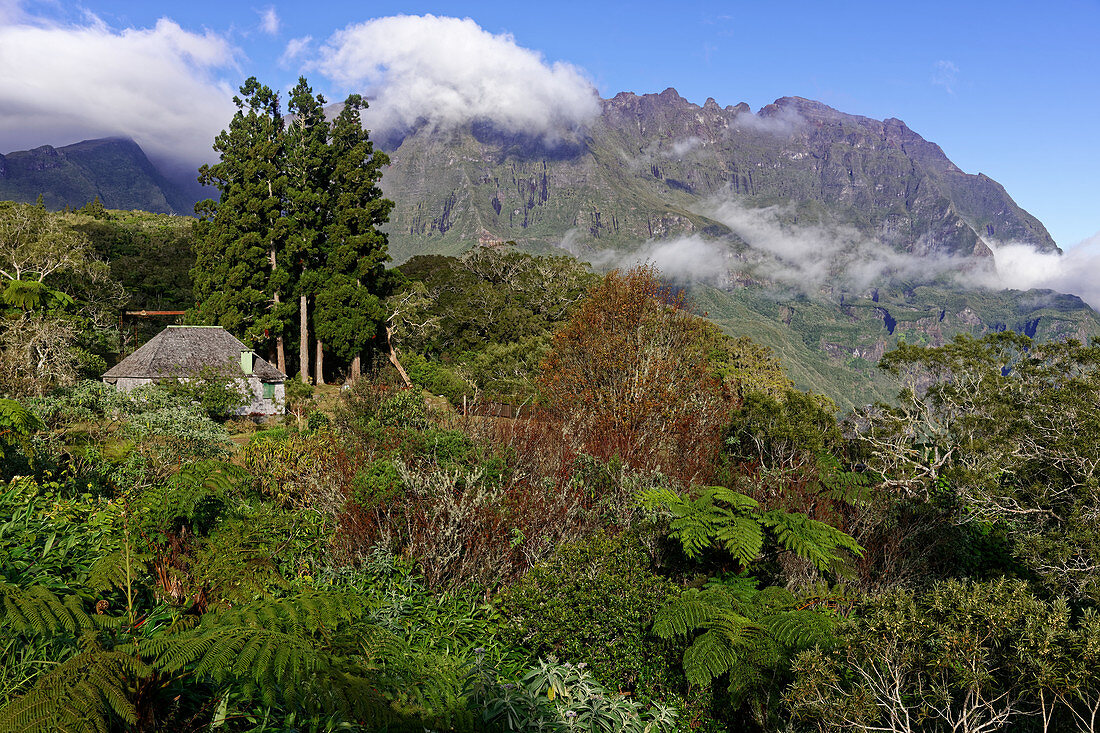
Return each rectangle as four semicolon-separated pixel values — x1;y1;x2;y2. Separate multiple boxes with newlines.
0;76;1096;733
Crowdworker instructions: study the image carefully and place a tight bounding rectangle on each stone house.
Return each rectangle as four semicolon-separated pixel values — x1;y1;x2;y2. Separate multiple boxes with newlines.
102;326;286;415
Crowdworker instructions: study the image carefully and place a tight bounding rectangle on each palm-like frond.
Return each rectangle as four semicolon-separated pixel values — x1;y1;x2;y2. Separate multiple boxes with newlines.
0;581;96;636
642;485;863;570
0;645;151;733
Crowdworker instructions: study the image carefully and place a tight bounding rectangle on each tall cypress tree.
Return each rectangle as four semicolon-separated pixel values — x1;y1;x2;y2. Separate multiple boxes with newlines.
284;77;331;383
192;78;392;383
192;78;288;365
314;95;394;380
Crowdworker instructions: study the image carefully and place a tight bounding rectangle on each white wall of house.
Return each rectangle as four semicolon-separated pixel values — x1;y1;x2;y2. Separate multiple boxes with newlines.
104;376;285;416
241;378;285;416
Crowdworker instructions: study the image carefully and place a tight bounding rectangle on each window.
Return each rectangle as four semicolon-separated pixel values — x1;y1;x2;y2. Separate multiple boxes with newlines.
262;382;275;400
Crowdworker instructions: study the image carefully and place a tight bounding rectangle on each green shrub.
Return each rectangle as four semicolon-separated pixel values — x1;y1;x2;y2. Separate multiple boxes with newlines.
160;366;250;420
307;410;330;432
351;459;404;510
497;531;678;699
403;353;469;404
377;389;429;430
248;426;289;445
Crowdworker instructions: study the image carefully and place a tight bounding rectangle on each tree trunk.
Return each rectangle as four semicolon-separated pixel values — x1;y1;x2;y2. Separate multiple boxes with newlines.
270;248;286;374
314;338;325;385
347;276;363;383
385;325;413;388
299;294;309;383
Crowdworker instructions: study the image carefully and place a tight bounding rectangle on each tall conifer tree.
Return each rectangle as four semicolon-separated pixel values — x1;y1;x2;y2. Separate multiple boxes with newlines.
314;95;394;380
285;78;331;383
193;78;289;364
192;77;392;383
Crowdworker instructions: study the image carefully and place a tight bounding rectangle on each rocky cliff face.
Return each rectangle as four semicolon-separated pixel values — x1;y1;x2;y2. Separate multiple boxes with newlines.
379;89;1058;262
0;137;196;214
378;91;1095;407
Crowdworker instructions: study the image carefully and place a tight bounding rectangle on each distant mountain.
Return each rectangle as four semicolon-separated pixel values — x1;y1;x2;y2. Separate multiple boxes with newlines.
0;137;198;214
377;90;1098;406
379;89;1058;261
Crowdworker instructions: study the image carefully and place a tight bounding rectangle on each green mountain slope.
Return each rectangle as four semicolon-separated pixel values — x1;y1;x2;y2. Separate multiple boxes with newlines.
379;89;1057;262
376;90;1093;408
692;284;1100;411
0;137;196;214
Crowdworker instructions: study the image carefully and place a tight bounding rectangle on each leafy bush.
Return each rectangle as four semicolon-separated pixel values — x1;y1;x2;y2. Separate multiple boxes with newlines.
160;366;250;420
337;454;589;590
539;265;731;484
240;430;358;512
788;579;1100;733
470;655;679;733
377;388;429;430
497;531;678;698
351;458;404;510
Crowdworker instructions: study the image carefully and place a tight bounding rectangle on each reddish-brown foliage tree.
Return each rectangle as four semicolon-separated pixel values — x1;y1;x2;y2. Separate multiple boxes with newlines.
539;265;731;484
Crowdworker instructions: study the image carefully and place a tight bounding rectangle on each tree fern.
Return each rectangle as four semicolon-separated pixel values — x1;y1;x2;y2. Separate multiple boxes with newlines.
0;586;414;731
653;578;840;728
0;581;97;636
640;485;863;571
0;642;150;733
0;398;42;461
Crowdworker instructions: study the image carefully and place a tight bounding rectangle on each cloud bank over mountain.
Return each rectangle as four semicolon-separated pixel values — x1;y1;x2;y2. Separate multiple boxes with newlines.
568;199;1100;311
315;14;600;140
977;234;1100;311
0;13;236;170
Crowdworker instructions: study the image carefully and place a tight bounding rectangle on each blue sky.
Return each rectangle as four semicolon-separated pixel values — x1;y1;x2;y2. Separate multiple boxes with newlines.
0;0;1097;250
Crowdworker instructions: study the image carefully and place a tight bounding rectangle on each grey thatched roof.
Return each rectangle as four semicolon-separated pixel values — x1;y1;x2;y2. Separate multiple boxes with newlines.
103;326;285;382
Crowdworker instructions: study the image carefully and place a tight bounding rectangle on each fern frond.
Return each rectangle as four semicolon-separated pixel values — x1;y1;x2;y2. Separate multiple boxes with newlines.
85;550;153;593
682;626;751;687
707;486;759;512
0;581;97;637
652;588;732;639
760;511;864;571
763;609;837;649
714;515;766;567
0;646;150;733
0;398;43;439
637;486;683;512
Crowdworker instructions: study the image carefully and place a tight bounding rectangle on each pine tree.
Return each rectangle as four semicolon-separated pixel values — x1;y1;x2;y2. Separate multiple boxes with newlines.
314;95;394;380
284;77;331;383
192;77;393;383
192;78;289;363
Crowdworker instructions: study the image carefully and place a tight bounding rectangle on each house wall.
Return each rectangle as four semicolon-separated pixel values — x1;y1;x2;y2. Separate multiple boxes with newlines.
239;377;285;416
107;377;154;392
105;376;285;416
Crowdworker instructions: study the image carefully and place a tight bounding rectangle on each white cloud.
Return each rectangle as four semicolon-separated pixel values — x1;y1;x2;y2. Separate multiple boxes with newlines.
315;14;600;139
578;235;733;284
972;234;1100;310
280;34;312;66
703;199;975;293
574;196;1100;311
258;6;279;36
932;60;959;94
0;0;25;25
670;137;702;157
0;15;238;170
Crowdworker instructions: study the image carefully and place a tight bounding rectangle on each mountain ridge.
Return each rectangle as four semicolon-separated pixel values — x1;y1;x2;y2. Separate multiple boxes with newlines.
0;137;196;214
378;88;1058;264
